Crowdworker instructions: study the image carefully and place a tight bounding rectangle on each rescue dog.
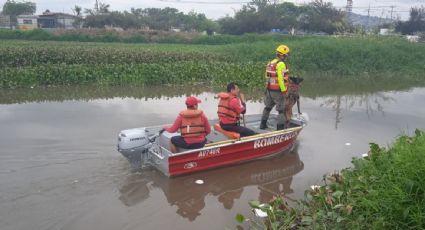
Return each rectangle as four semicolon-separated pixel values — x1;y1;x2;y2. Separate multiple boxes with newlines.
285;76;304;126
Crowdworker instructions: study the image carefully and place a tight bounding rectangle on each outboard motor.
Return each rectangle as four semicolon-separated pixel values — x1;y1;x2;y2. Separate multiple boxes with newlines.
118;128;153;168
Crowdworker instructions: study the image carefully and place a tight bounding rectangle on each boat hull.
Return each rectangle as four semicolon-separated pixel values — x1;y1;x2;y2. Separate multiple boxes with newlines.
152;128;301;177
118;113;308;177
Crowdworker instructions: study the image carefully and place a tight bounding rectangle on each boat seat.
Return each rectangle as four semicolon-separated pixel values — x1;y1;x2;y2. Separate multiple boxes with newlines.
213;123;240;139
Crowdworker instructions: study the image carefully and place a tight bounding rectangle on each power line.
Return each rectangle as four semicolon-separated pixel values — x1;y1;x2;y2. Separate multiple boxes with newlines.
335;5;398;9
156;0;250;4
374;0;425;2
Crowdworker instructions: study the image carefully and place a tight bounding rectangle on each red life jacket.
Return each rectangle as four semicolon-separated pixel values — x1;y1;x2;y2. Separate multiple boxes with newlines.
266;59;289;91
179;110;206;138
217;92;239;123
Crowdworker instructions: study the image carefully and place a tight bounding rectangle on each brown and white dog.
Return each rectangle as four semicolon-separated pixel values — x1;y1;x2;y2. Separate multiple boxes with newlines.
285;76;304;126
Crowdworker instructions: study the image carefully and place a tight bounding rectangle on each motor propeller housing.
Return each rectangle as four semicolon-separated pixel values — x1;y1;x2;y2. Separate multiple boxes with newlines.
118;128;150;151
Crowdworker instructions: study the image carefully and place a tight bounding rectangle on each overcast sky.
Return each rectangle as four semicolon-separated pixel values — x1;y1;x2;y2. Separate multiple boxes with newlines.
1;0;423;20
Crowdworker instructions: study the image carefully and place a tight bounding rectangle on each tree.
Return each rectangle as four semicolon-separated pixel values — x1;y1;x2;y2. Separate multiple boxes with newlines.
84;10;142;29
217;0;350;35
81;4;218;32
299;0;348;34
98;2;110;14
84;0;110;16
218;0;299;35
2;0;36;27
217;16;239;34
396;6;425;35
275;3;301;30
2;0;36;16
72;5;82;16
218;5;260;34
179;11;218;34
196;15;219;35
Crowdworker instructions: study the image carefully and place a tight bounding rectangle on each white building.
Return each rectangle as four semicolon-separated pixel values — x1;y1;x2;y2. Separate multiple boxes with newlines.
17;15;38;30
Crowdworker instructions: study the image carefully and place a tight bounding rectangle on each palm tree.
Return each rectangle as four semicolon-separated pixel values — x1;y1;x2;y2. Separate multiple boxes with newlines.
84;1;110;15
72;5;82;16
98;2;110;14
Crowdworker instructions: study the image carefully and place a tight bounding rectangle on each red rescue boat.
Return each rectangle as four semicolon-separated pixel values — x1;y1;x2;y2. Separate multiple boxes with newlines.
117;113;308;177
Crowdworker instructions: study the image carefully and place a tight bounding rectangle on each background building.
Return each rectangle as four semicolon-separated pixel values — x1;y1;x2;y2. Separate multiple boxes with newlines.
17;15;38;30
38;12;78;30
0;14;12;29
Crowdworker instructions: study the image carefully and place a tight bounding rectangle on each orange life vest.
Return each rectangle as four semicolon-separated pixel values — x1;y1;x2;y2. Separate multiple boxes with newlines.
266;59;289;91
217;92;240;123
179;109;206;138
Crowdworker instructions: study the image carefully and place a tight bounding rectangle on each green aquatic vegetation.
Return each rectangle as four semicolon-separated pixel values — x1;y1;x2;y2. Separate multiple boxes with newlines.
1;36;424;89
0;62;265;88
237;129;425;229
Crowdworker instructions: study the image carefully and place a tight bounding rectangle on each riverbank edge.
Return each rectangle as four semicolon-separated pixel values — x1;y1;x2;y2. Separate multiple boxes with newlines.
237;129;425;229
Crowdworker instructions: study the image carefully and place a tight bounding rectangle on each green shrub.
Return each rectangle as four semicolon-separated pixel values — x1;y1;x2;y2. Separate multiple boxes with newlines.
239;130;425;229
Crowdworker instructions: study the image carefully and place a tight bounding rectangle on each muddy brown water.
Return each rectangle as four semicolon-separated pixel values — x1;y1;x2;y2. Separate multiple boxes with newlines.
1;85;425;230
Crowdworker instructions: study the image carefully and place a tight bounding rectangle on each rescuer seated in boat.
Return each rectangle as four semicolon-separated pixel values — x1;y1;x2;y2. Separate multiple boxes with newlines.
217;83;256;137
163;96;211;153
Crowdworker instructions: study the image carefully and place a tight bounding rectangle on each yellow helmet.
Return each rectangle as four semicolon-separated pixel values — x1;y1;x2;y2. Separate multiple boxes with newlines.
276;45;290;55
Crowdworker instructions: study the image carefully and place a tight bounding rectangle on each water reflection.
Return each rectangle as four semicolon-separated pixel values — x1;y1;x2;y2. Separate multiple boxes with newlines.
118;147;304;221
0;85;209;104
320;93;396;129
1;76;424;104
301;75;425;99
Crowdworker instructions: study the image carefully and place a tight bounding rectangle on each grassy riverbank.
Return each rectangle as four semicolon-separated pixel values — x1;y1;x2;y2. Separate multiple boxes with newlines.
239;129;425;229
1;35;424;88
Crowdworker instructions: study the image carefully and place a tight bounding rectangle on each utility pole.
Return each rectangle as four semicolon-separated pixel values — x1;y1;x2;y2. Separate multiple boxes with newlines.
389;5;395;21
367;4;370;29
380;9;384;24
63;9;65;29
95;0;99;13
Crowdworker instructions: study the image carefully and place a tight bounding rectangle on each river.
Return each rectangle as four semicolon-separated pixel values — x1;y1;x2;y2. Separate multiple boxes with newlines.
1;84;425;230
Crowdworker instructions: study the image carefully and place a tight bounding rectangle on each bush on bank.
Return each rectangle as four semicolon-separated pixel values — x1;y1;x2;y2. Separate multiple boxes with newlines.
237;129;425;229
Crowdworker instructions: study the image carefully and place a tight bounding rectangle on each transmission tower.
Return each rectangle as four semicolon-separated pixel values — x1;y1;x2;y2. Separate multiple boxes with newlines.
346;0;353;14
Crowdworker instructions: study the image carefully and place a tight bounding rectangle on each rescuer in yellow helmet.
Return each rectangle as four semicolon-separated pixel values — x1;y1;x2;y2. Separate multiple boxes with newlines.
260;44;290;130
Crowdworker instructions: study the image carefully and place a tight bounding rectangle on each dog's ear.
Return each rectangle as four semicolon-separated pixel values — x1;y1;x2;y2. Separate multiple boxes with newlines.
297;77;304;84
290;76;304;84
